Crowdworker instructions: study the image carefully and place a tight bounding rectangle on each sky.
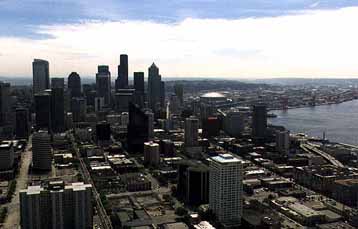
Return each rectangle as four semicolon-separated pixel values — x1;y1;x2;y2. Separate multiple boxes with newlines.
1;0;358;79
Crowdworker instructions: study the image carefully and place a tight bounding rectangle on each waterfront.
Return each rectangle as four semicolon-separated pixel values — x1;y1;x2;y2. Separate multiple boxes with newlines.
269;99;358;145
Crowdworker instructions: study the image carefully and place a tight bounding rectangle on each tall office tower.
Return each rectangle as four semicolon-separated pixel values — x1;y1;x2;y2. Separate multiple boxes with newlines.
71;97;86;122
223;109;247;137
133;72;145;107
0;82;11;126
32;59;50;95
20;181;93;229
174;83;184;105
169;94;180;115
0;141;14;170
127;103;149;153
32;130;52;170
121;112;129;126
145;110;154;140
160;139;175;157
114;89;135;112
202;117;221;138
160;81;165;107
144;141;160;166
252;104;267;139
177;161;209;205
34;91;51;131
134;72;145;93
115;54;129;90
148;63;165;112
51;88;65;132
209;154;243;226
68;72;81;98
96;65;111;106
276;130;290;154
51;77;64;89
96;121;110;145
16;107;30;139
184;116;199;147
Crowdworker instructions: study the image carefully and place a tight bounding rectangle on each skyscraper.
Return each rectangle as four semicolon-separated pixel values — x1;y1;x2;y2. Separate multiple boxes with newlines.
209;154;243;226
127;103;149;153
51;77;64;89
34;91;51;131
71;97;86;122
252;104;267;139
15;107;30;139
148;63;165;112
184;116;199;147
134;72;145;93
32;130;52;170
276;130;290;154
32;59;50;95
96;65;111;106
0;82;11;126
20;181;93;229
133;72;145;107
68;72;81;98
51;88;65;132
144;141;160;166
115;54;128;90
174;83;184;105
0;141;14;170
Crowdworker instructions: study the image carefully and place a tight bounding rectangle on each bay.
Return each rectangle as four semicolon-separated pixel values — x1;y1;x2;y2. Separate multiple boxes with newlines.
269;99;358;145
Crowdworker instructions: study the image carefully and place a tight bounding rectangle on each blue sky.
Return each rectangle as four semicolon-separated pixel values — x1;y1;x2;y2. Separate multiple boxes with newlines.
1;0;358;78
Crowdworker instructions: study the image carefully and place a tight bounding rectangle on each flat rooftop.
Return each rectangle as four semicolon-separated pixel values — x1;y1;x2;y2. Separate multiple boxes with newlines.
211;153;242;164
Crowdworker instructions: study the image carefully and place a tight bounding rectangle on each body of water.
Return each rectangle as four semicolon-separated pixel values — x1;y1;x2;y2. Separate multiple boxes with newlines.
269;100;358;145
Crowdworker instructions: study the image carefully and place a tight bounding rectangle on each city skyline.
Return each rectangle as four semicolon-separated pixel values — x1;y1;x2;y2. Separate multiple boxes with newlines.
1;1;358;78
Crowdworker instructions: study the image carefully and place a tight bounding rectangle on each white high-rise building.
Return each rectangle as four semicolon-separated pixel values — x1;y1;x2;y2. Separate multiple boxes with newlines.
276;130;290;154
32;131;52;170
209;153;243;226
20;181;92;229
144;141;160;166
184;116;199;147
33;59;50;95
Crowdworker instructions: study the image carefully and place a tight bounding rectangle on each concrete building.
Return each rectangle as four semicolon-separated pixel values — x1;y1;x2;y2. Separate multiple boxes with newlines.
32;131;52;170
144;142;160;166
209;153;243;226
33;59;50;95
276;130;290;154
0;141;14;170
20;181;92;229
184;116;199;147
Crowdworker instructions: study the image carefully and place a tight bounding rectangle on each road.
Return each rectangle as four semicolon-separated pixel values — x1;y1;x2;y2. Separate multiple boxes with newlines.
3;137;32;229
301;143;344;168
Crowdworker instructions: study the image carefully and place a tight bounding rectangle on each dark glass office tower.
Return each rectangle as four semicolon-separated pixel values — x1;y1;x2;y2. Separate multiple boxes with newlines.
34;91;51;131
15;107;30;139
148;63;165;112
51;78;64;89
68;72;81;98
174;83;184;105
96;65;111;106
252;104;267;139
127;103;149;153
133;72;145;107
32;59;50;95
51;88;65;132
115;54;128;90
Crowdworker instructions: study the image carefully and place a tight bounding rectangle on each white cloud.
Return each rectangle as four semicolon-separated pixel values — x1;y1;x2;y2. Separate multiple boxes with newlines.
0;7;358;78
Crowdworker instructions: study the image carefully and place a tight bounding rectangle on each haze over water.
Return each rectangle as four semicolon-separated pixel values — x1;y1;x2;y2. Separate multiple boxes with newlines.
269;99;358;145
